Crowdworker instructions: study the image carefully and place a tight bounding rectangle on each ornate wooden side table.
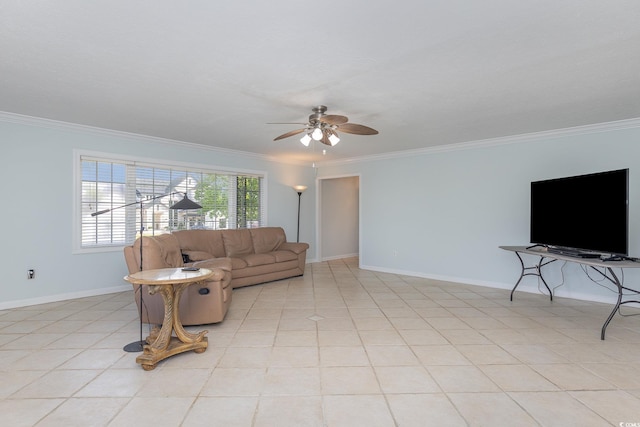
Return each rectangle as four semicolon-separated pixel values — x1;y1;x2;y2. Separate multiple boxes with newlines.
124;267;214;370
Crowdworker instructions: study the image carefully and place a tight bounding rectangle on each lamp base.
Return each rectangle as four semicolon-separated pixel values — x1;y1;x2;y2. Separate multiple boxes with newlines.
123;340;145;353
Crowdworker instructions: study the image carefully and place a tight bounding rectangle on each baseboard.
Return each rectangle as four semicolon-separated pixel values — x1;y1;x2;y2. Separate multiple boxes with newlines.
4;267;634;310
0;284;131;310
359;264;631;306
321;253;359;262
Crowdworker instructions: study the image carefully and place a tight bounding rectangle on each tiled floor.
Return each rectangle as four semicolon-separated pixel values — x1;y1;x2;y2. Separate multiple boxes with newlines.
2;257;640;426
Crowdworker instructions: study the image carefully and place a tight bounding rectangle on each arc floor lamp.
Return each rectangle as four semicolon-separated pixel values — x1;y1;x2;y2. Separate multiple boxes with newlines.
92;192;202;352
293;185;307;243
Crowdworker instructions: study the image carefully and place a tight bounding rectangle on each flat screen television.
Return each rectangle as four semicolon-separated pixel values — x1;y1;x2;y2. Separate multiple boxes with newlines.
530;168;629;256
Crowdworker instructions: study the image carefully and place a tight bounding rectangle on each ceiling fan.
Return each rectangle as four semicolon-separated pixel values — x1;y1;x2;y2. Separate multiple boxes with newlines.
270;105;378;147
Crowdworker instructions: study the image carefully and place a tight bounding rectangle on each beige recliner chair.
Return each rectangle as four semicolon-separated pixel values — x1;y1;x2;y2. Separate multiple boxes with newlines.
123;233;233;325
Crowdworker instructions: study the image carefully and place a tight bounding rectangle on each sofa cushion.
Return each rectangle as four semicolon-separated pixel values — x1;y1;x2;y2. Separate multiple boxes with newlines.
271;250;298;263
154;234;184;267
133;233;183;270
241;253;276;267
250;227;285;254
193;257;233;273
229;257;248;269
230;259;300;279
222;229;254;257
183;250;214;262
173;230;226;258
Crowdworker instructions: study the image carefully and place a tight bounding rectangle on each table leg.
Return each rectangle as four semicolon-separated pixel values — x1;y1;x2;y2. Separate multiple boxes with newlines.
135;282;208;370
146;284;175;352
585;266;640;340
510;252;553;301
172;282;208;345
599;267;623;340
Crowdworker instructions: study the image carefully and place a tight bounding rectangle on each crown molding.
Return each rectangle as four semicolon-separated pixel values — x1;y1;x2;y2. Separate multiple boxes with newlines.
0;111;310;166
4;111;640;169
316;117;640;167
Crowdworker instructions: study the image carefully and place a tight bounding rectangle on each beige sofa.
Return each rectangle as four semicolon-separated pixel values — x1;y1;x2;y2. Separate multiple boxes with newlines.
123;227;309;325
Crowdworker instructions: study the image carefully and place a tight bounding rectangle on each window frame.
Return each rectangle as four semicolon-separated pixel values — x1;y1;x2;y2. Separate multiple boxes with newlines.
72;150;268;254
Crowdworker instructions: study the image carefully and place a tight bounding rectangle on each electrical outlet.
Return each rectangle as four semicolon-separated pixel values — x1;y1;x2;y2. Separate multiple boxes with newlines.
28;269;35;279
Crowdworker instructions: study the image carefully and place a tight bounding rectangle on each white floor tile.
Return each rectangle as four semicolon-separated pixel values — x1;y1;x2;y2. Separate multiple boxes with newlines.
1;257;639;426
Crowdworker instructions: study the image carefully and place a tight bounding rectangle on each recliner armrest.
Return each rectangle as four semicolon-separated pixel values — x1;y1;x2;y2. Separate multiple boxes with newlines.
193;257;233;272
202;267;226;281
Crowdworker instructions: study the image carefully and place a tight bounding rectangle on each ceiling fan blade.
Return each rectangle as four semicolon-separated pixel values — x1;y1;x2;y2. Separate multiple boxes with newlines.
319;115;349;125
273;129;306;141
320;132;332;146
267;122;308;125
337;123;379;135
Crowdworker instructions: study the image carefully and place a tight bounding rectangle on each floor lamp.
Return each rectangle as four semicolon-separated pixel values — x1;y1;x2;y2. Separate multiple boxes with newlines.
91;192;202;352
293;185;307;243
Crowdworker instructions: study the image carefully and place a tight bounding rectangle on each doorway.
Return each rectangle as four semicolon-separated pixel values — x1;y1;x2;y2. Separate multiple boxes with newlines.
317;175;360;261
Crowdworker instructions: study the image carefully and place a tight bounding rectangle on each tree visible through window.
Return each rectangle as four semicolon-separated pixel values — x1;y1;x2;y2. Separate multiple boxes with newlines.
237;176;261;228
79;156;265;249
194;174;231;229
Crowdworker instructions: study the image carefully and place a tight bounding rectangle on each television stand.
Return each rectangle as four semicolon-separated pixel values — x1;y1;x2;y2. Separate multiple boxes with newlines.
500;245;640;340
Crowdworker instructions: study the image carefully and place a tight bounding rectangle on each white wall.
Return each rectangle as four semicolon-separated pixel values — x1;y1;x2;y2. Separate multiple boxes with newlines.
317;121;640;305
0;115;316;308
4;114;640;309
319;176;359;260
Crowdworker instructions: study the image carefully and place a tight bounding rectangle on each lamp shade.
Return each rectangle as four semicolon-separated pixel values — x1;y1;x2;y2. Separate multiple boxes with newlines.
293;185;307;193
171;194;202;210
328;132;340;146
300;134;312;146
311;128;323;141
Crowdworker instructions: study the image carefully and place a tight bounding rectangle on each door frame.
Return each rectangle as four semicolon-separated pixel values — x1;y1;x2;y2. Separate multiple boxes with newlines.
315;173;361;264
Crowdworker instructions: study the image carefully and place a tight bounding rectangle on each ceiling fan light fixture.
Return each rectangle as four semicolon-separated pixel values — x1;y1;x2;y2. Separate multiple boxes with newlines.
270;106;378;147
328;132;340;146
300;133;312;146
311;127;323;141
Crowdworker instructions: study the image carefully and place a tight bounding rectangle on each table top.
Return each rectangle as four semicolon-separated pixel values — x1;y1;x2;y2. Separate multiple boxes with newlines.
124;267;214;285
500;245;640;269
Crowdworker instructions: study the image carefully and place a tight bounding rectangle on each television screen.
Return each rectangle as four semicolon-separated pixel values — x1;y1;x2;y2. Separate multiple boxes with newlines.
530;169;629;256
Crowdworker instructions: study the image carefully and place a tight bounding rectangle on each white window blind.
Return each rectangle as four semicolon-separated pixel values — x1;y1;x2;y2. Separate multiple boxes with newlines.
79;155;265;249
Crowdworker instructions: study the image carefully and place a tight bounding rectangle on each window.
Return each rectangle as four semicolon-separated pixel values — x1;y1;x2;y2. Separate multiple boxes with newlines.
78;154;266;249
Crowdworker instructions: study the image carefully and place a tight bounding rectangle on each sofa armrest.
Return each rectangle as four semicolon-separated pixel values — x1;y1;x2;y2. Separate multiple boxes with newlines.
201;267;226;281
279;242;310;254
193;257;233;272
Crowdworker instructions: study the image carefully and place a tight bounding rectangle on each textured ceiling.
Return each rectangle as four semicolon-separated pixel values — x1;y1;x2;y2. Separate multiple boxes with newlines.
1;1;639;164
